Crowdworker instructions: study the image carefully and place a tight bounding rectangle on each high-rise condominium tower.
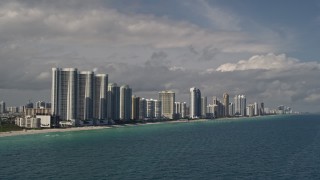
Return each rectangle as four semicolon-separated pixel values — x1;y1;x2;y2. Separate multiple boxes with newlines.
0;101;6;114
223;92;229;117
139;98;147;120
158;90;175;119
51;68;78;122
234;95;246;116
94;74;108;120
131;95;140;120
52;68;108;125
190;87;201;119
107;83;120;120
201;96;207;118
78;71;94;120
120;85;132;121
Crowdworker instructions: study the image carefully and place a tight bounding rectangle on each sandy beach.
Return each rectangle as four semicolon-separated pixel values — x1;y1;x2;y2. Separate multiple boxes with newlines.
0;119;192;138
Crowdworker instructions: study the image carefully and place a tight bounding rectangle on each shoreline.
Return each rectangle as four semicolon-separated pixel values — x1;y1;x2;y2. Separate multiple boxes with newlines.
0;115;282;138
0;119;191;138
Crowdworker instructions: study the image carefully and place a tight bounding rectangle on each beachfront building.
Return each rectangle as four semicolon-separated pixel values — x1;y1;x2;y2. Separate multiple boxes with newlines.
51;67;109;126
94;74;108;123
175;102;187;119
0;101;6;114
78;71;94;121
229;103;235;116
51;68;78;124
234;95;246;116
139;98;147;120
120;85;132;121
201;97;207;118
107;83;120;121
223;92;229;117
146;99;155;119
154;100;162;119
131;95;140;121
158;90;175;119
190;87;201;119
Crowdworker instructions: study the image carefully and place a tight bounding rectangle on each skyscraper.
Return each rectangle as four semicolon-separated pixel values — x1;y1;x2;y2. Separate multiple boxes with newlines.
229;103;234;116
94;74;108;121
51;68;78;122
190;87;201;119
131;95;140;121
78;71;94;121
52;67;109;126
223;92;229;117
254;102;259;116
0;101;6;114
154;100;162;119
146;99;155;119
212;96;223;118
158;90;175;119
107;83;120;121
260;102;265;115
120;85;132;121
234;95;246;116
201;96;207;118
139;98;147;120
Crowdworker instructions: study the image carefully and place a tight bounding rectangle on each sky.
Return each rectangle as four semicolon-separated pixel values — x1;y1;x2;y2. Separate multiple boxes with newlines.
0;0;320;112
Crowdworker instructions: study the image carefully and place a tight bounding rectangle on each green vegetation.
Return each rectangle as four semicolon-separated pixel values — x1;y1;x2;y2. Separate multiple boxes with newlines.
0;124;23;132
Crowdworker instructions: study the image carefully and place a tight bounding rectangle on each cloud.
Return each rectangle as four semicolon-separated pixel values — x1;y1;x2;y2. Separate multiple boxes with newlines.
216;53;320;72
0;0;281;52
0;1;316;112
304;94;320;103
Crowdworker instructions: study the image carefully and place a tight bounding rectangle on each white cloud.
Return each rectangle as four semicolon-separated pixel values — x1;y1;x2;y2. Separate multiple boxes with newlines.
304;93;320;103
0;1;279;53
216;53;320;72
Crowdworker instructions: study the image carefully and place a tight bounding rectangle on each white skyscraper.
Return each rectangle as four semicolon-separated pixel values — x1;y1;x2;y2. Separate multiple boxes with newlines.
52;67;108;126
158;90;175;119
154;100;162;119
146;99;155;119
139;98;147;120
234;95;246;116
229;103;234;116
78;71;94;121
120;85;132;121
51;68;78;123
181;102;187;118
94;74;108;121
190;87;201;119
254;102;259;116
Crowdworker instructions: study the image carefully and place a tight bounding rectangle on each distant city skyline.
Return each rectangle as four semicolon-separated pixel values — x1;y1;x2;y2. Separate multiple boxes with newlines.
0;1;320;112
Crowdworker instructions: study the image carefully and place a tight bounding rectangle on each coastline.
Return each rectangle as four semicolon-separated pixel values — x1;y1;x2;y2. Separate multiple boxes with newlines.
0;115;281;138
0;119;191;138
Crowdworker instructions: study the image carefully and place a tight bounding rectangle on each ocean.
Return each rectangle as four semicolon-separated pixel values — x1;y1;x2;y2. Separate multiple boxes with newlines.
1;115;320;179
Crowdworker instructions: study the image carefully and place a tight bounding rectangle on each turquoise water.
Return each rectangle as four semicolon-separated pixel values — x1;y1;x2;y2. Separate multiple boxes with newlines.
1;115;320;179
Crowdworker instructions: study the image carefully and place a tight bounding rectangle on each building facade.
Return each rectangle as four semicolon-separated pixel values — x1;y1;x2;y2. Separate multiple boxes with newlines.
131;95;140;120
158;90;175;119
94;74;108;121
51;68;78;123
223;92;229;117
234;95;246;116
120;85;132;121
78;71;94;121
107;83;120;121
190;87;201;119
